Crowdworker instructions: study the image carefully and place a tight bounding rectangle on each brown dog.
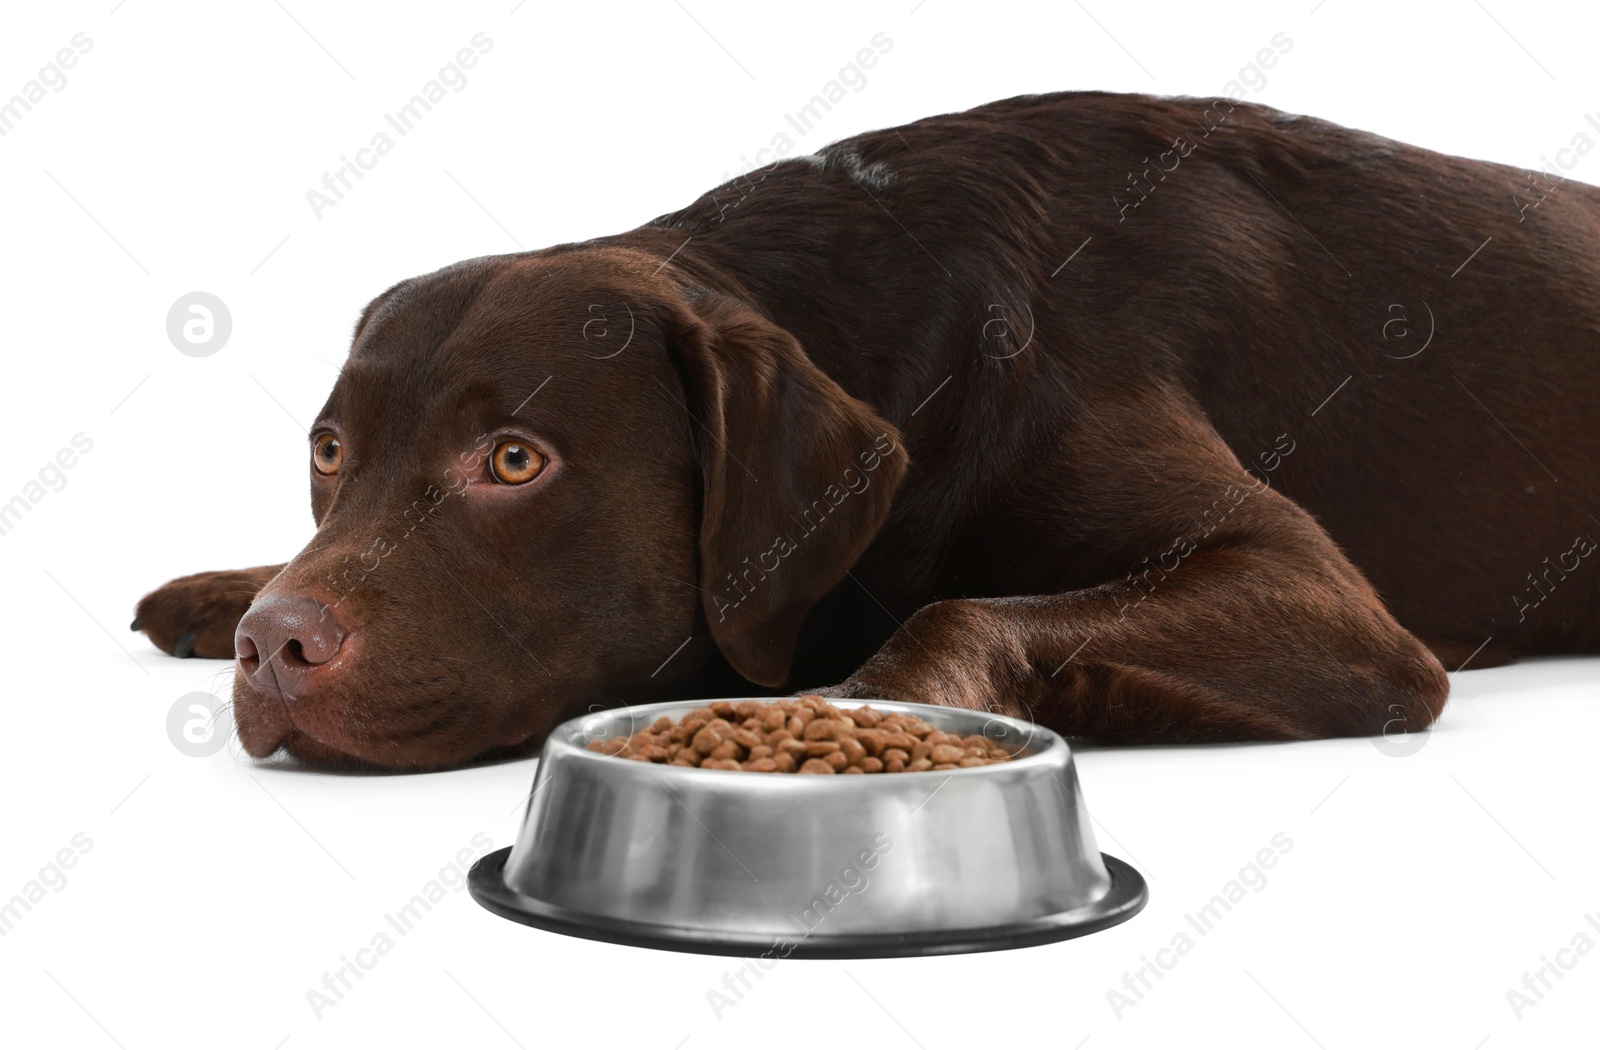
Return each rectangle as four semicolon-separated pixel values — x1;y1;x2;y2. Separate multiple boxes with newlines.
133;91;1600;769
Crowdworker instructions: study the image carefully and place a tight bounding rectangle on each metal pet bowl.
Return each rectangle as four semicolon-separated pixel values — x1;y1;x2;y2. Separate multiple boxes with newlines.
469;698;1146;957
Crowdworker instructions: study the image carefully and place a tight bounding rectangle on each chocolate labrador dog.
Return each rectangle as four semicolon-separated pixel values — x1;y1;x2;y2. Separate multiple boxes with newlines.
133;91;1598;769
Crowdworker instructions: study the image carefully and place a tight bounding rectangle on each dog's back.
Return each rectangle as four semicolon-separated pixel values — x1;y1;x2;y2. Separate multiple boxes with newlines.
653;91;1600;666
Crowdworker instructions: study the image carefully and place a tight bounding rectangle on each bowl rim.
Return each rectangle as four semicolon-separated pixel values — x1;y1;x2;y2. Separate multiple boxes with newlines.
546;696;1065;783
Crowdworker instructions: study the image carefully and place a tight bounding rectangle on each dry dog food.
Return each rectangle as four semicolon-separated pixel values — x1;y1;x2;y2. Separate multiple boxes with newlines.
584;695;1016;773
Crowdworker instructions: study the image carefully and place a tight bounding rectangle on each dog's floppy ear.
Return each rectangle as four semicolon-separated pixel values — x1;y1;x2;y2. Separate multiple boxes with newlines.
662;290;907;687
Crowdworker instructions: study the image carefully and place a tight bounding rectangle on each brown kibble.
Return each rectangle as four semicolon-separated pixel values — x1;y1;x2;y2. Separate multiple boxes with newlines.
588;701;1018;773
803;719;839;741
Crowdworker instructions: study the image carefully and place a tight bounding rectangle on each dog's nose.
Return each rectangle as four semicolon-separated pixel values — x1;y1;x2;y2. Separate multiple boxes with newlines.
235;596;347;700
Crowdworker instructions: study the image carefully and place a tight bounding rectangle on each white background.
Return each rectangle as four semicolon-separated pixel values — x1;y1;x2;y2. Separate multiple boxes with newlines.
2;0;1598;1046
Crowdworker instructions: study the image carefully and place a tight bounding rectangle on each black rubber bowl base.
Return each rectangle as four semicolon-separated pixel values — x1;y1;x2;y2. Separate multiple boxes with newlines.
468;846;1147;959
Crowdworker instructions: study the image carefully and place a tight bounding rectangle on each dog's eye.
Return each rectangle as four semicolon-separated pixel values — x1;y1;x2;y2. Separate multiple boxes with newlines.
490;441;545;485
312;433;342;476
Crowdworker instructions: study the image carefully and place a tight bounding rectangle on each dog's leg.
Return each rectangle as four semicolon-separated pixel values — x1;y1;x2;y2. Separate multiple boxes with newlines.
835;533;1450;742
832;561;1447;743
132;565;286;658
832;418;1449;743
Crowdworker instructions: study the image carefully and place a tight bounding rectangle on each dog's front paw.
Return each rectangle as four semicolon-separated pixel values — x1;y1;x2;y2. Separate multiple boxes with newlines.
132;565;284;658
811;668;996;713
806;600;1031;716
804;679;886;701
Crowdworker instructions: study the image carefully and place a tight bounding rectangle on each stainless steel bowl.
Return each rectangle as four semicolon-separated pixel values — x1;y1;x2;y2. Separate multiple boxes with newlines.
469;698;1146;957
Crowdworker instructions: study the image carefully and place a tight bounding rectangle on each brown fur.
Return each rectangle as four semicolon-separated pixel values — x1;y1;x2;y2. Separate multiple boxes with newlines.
133;92;1599;769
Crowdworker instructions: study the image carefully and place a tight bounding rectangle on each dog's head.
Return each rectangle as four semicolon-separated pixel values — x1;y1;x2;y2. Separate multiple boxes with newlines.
232;248;906;769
